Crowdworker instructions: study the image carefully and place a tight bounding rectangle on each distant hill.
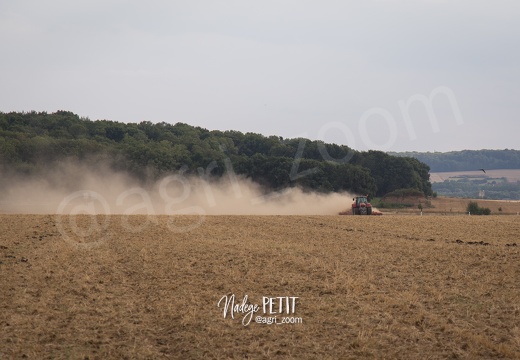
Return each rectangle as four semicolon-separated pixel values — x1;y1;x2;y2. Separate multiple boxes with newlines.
389;150;520;172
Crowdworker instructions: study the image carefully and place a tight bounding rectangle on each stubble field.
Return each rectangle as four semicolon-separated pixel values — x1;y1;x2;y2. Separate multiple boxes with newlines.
1;214;520;359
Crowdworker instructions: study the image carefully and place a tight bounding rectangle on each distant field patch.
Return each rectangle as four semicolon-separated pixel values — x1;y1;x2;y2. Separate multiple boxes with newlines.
430;169;520;183
430;169;520;200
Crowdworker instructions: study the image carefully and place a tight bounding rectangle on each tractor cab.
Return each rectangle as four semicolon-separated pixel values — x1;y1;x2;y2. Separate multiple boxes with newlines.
355;196;368;206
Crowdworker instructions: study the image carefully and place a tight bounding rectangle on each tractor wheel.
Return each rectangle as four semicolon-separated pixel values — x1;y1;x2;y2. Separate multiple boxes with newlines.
360;207;367;215
367;207;372;215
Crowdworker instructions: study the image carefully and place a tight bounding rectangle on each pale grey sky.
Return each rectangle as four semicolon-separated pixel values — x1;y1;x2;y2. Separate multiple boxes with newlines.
1;0;519;152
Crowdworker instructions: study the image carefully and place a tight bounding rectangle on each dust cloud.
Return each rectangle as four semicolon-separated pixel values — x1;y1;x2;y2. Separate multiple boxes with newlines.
0;162;354;215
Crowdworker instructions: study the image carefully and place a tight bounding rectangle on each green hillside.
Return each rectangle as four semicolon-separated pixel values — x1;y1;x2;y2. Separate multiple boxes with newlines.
0;111;432;197
390;150;520;172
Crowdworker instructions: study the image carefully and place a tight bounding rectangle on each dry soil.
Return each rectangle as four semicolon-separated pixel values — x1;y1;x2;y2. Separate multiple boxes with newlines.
1;214;520;359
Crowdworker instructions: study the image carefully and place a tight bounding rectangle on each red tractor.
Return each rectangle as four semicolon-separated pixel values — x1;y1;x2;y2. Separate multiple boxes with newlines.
352;196;373;215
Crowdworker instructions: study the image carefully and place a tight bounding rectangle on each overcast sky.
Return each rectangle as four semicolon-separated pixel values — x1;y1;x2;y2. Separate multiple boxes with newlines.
1;0;518;152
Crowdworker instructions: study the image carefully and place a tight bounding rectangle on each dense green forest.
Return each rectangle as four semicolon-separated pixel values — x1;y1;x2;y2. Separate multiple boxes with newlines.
0;111;432;197
390;150;520;172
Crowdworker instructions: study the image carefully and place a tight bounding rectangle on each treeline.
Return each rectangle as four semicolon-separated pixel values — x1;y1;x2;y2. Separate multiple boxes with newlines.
0;111;432;197
391;150;520;172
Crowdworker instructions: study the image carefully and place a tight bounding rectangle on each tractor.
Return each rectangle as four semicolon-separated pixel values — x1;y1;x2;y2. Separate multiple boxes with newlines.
352;196;373;215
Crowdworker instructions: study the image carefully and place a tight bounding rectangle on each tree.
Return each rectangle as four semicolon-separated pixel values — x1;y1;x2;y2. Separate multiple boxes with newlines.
105;126;125;142
466;201;491;215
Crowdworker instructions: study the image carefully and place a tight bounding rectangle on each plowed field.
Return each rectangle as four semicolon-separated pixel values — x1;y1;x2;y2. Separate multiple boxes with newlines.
1;215;520;359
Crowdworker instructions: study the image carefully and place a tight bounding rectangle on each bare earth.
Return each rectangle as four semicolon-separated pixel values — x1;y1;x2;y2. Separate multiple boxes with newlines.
382;196;520;215
1;215;520;359
426;197;520;215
